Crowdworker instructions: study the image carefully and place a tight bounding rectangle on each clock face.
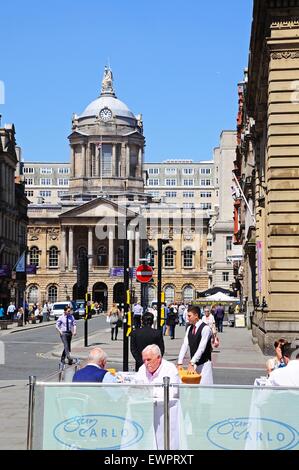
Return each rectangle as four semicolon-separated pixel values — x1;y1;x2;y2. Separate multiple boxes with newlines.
99;107;112;122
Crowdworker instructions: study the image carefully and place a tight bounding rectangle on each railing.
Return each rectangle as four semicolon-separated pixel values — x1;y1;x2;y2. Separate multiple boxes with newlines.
27;378;299;450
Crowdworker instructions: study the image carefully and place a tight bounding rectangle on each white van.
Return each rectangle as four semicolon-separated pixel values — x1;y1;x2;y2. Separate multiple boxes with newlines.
50;301;73;321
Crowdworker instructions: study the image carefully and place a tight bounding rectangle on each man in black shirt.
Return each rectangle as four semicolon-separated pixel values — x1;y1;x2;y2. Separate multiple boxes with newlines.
130;312;165;371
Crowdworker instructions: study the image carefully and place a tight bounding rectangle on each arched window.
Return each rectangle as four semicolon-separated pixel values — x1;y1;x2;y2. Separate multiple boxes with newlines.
28;285;39;304
164;246;174;268
183;285;194;303
146;246;155;267
164;285;175;305
97;246;107;266
183;247;193;268
49;246;58;267
29;246;39;267
48;285;58;303
116;246;124;266
147;285;156;305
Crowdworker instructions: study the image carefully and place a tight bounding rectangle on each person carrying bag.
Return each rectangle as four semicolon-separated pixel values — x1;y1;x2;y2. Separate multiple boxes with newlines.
108;303;121;341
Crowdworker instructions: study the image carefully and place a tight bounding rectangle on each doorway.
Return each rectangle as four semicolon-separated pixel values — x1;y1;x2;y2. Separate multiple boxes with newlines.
92;282;108;311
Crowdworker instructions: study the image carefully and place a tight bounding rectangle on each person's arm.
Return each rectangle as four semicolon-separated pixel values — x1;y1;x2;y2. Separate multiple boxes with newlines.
177;326;191;366
190;325;211;367
102;372;118;383
55;317;62;334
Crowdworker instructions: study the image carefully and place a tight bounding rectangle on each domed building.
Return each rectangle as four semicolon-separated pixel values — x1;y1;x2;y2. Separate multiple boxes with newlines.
26;67;149;309
68;66;145;197
25;66;210;311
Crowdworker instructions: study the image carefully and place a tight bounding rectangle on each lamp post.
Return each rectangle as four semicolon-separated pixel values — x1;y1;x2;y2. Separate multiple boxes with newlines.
157;239;169;330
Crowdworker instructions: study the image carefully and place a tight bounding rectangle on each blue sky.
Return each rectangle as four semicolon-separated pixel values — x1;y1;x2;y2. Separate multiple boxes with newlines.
0;0;253;163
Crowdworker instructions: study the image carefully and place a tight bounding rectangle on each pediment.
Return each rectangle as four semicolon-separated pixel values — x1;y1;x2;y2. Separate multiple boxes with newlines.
59;197;137;220
68;130;89;139
123;130;143;137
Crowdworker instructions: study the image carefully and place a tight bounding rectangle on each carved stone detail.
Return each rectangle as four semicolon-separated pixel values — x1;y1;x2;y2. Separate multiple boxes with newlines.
271;19;299;30
47;228;59;240
147;228;157;240
28;227;41;241
183;228;194;241
271;51;299;60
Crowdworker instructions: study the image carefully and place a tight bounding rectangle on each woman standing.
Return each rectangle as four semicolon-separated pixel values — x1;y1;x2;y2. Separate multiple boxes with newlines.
108;303;121;341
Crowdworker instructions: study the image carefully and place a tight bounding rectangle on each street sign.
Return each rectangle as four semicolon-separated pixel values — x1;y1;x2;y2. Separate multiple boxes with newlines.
136;264;153;283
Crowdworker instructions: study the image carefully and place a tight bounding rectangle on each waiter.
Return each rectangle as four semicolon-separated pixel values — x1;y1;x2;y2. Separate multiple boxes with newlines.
177;305;213;385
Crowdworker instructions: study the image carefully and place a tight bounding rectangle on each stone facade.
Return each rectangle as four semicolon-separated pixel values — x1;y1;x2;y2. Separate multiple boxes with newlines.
234;0;299;352
0;122;28;307
25;67;210;310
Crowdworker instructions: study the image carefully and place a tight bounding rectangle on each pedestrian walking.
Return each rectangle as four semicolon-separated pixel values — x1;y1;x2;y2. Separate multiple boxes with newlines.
108;302;121;341
56;306;77;365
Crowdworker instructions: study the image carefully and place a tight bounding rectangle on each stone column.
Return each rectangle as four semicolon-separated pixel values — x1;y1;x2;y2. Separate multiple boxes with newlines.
68;226;74;271
126;144;130;178
112;144;116;177
120;143;126;177
88;226;93;270
60;227;66;271
108;227;114;268
95;145;100;177
86;144;91;177
129;238;134;267
81;144;86;177
71;146;75;177
135;230;140;267
138;147;143;177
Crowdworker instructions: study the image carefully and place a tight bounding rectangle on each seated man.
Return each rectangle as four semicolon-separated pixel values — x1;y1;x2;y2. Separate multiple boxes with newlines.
135;344;181;450
72;347;117;383
266;342;299;387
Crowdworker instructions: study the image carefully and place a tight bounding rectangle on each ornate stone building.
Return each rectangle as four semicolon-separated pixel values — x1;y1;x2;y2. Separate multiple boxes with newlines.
26;67;210;309
234;0;299;352
0;121;28;307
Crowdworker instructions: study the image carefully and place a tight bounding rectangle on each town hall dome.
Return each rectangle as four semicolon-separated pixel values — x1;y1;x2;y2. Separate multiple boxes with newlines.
79;66;136;120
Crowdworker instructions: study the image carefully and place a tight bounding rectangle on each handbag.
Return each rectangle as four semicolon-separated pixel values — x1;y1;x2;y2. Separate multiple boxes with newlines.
106;316;111;323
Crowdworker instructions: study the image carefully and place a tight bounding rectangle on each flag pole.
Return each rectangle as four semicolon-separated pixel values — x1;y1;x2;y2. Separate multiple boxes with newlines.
100;135;103;193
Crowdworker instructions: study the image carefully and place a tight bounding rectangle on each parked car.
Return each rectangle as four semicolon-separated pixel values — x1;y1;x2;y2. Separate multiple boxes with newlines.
50;300;86;321
50;301;73;321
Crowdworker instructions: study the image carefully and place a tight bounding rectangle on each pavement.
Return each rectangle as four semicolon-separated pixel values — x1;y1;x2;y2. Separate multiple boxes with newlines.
1;317;269;370
50;321;268;371
0;319;269;450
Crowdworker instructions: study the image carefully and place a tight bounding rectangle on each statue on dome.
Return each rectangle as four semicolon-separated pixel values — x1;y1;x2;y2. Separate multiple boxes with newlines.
101;66;114;94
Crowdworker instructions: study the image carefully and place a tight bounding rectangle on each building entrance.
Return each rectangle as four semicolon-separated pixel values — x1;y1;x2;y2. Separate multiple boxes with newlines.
92;282;108;311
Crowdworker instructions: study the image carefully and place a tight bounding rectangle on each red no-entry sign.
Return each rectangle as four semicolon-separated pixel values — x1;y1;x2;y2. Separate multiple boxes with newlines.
136;264;153;283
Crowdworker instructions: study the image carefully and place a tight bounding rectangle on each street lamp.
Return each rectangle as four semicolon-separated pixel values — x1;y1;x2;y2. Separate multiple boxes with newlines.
157;239;169;330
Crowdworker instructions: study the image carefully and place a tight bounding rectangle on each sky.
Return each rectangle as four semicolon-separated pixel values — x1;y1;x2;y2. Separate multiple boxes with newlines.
0;0;253;163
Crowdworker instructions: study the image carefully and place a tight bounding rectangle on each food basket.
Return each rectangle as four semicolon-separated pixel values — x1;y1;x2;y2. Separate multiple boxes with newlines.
178;368;201;384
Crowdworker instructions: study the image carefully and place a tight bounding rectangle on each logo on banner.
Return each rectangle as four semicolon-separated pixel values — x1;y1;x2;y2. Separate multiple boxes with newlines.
53;414;144;450
207;417;298;450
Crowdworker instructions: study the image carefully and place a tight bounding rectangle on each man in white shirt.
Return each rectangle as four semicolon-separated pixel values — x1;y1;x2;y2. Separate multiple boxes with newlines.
135;344;180;449
266;342;299;387
177;306;213;385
